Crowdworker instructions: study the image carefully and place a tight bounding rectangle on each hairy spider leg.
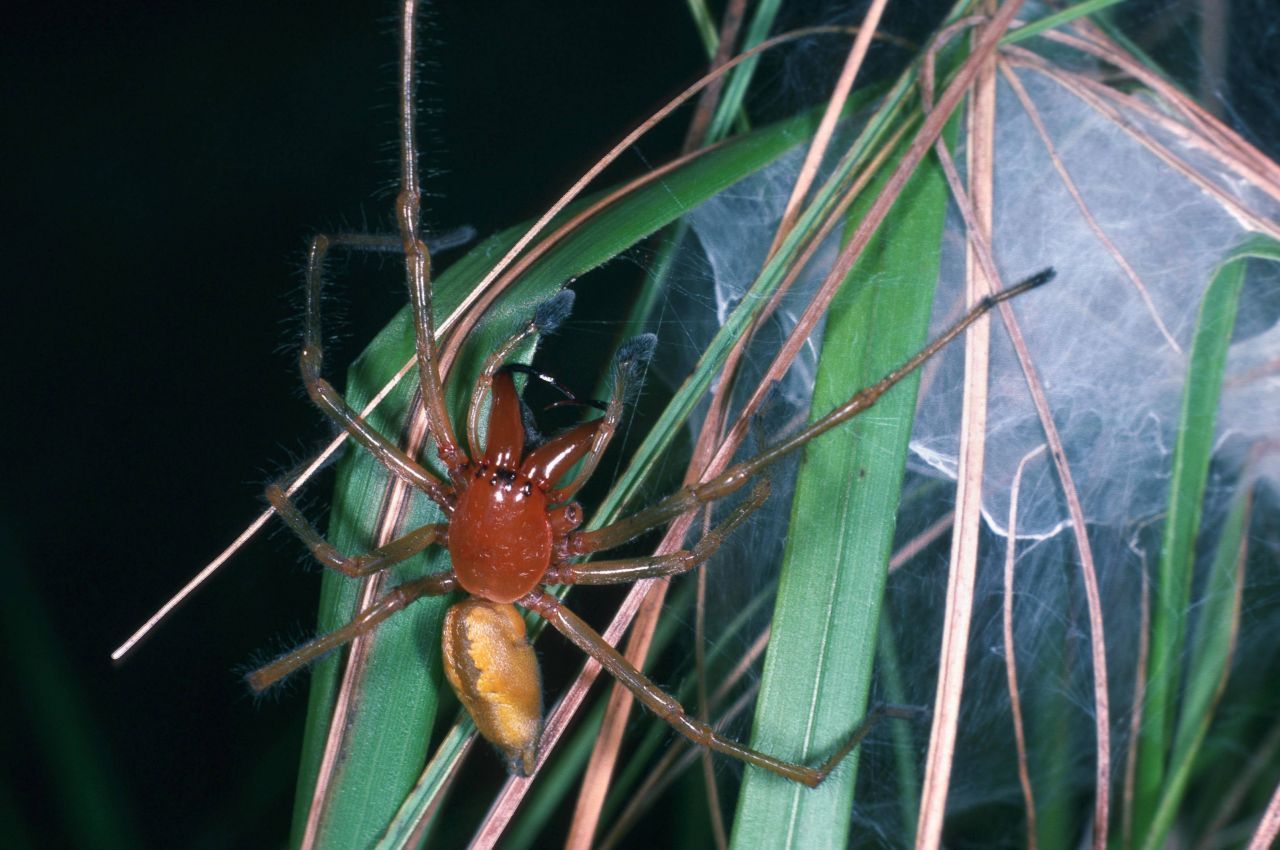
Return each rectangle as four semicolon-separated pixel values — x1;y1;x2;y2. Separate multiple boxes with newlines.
298;231;451;507
567;268;1055;558
247;570;458;691
265;485;447;578
396;6;465;477
521;589;918;787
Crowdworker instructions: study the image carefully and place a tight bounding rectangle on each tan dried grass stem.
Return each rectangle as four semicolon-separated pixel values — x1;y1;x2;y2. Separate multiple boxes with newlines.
914;13;1001;845
1004;444;1048;850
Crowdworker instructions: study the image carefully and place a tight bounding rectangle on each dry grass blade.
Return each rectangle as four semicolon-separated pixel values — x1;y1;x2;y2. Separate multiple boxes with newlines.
564;584;668;850
921;32;1115;850
1004;444;1047;849
1246;786;1280;850
993;222;1112;850
889;511;955;572
914;13;1001;847
769;0;890;253
682;0;748;150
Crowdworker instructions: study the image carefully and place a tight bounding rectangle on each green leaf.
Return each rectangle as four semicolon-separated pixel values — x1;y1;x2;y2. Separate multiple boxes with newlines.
730;124;951;846
1133;235;1279;846
1141;485;1251;850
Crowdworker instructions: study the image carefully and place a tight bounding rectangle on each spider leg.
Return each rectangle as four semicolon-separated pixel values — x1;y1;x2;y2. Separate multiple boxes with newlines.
396;21;466;475
266;484;446;578
570;268;1054;556
300;232;451;506
246;570;457;692
521;589;913;786
547;481;768;585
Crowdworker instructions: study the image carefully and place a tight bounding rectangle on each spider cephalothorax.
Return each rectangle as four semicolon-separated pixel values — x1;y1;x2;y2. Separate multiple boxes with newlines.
449;370;602;604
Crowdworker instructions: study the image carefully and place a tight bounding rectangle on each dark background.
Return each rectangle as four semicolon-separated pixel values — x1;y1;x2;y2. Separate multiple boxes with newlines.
3;1;1277;848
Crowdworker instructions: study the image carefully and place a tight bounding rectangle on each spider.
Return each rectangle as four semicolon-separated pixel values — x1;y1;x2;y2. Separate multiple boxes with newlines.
244;0;1055;787
249;252;1051;784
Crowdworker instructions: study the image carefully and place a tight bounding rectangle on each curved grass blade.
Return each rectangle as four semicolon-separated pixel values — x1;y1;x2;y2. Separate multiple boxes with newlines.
1142;484;1251;850
288;108;825;850
1133;234;1279;846
729;125;950;847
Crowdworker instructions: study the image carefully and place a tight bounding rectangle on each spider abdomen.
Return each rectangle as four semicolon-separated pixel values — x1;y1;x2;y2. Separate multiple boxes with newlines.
441;599;542;776
449;465;553;603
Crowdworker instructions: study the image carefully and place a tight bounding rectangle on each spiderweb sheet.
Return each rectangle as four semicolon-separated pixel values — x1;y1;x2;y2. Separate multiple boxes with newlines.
673;67;1278;545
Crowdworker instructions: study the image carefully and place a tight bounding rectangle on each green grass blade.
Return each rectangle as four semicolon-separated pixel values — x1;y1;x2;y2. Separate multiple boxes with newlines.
704;0;781;140
1001;0;1129;46
1133;235;1279;844
1142;486;1251;850
876;610;920;843
288;109;822;850
730;124;950;847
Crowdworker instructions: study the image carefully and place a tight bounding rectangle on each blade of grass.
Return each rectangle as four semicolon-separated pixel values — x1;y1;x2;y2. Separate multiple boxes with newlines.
1142;485;1251;850
1000;0;1128;47
729;119;951;847
917;22;1001;845
704;0;782;140
1249;783;1280;850
1133;235;1280;843
875;609;921;844
1005;445;1049;850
